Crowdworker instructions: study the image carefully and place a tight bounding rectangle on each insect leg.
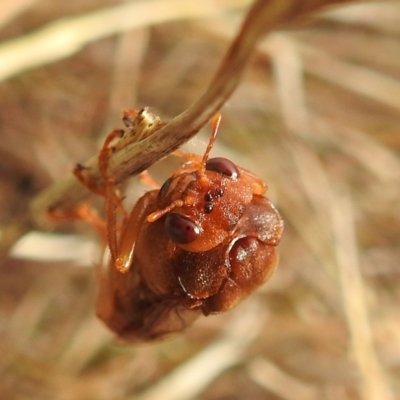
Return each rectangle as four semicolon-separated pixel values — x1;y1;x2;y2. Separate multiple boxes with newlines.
139;170;160;189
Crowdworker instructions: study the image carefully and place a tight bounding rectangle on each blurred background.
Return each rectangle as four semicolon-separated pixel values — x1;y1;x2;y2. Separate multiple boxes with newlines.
0;0;399;399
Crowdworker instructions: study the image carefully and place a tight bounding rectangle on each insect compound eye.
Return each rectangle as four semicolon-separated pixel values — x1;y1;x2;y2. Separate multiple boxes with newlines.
205;157;239;179
159;177;173;198
164;213;200;244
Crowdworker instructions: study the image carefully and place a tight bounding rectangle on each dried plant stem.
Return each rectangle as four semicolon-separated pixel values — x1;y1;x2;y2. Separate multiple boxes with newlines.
0;0;252;82
30;0;357;226
333;192;394;400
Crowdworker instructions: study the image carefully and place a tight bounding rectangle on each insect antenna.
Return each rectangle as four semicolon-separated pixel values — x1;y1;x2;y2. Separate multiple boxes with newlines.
146;114;221;223
198;113;222;176
146;200;184;222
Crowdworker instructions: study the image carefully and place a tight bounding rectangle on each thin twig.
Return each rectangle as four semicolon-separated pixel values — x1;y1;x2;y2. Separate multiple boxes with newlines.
30;0;357;227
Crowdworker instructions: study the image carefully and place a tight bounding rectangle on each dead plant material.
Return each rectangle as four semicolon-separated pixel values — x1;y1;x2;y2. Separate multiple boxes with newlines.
1;1;399;400
30;0;358;224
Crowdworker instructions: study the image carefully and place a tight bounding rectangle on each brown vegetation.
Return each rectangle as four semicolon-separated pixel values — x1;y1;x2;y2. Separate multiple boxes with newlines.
0;0;399;399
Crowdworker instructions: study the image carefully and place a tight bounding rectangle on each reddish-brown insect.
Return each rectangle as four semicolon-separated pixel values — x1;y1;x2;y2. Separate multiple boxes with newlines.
72;109;283;342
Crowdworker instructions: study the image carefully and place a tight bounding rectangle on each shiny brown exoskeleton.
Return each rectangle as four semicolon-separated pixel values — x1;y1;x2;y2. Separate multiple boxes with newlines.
73;109;283;342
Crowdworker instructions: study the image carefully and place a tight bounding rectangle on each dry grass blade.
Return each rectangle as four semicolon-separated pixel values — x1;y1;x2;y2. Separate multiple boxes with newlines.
332;191;394;400
136;302;264;400
326;1;400;34
1;1;399;400
248;357;319;400
30;0;359;225
295;40;400;110
0;0;252;82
